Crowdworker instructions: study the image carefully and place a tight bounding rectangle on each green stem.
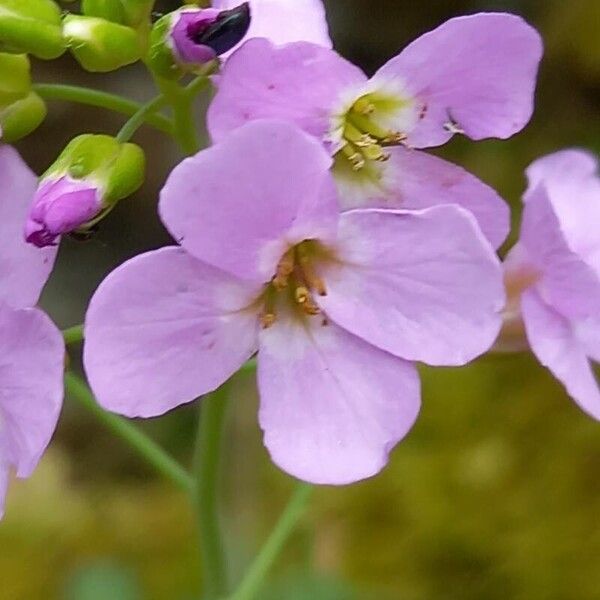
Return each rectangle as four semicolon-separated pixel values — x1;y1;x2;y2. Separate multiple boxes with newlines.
63;324;84;345
229;484;314;600
157;78;200;155
64;371;193;492
194;386;230;598
33;83;173;134
116;94;169;143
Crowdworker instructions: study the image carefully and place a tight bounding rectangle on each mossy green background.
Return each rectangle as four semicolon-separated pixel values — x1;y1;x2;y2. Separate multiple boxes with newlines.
1;0;599;598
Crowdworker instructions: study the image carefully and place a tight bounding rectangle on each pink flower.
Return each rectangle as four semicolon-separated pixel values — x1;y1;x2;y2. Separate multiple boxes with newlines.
208;12;543;249
0;146;64;517
24;175;101;248
84;121;504;484
502;150;600;419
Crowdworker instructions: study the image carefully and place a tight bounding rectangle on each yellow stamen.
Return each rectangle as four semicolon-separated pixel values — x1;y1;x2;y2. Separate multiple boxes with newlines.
273;247;294;290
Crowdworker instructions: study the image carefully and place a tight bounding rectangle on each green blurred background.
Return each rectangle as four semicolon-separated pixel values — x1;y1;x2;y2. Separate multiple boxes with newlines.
2;1;600;598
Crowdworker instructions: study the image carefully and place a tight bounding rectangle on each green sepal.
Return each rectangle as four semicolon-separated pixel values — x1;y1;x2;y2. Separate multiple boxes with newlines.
45;134;145;208
0;91;47;142
0;0;65;59
147;13;184;80
63;15;143;72
0;53;31;105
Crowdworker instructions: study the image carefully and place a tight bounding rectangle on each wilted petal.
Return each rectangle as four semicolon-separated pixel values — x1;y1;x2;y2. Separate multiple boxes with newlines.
0;303;64;518
209;39;365;143
525;150;600;273
521;184;600;320
522;289;600;420
338;147;509;249
84;247;261;418
212;0;332;55
376;13;542;148
258;315;420;484
317;206;504;366
0;146;57;308
160;120;338;283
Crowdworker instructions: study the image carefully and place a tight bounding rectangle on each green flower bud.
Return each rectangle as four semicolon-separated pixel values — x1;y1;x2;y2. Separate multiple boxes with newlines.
0;0;65;59
63;15;143;72
45;134;145;207
0;53;31;105
0;91;46;142
82;0;153;28
81;0;127;25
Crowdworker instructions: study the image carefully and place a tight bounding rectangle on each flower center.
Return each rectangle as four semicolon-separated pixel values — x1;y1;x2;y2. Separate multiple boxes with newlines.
334;89;417;173
260;240;330;328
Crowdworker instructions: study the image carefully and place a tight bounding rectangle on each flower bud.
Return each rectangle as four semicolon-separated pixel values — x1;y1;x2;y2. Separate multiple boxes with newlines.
0;53;31;105
63;15;143;72
82;0;153;28
0;91;47;142
0;0;65;60
149;2;250;79
25;135;145;247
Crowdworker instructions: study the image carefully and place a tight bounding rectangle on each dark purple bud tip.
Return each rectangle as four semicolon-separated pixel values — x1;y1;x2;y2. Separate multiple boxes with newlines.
171;3;251;65
24;176;102;248
194;2;251;56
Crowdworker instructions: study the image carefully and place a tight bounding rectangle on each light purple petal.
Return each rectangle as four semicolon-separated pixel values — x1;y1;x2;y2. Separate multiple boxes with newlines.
0;146;57;308
0;304;64;479
208;38;365;143
525;150;600;273
522;289;600;421
160;119;339;283
257;315;420;484
574;316;600;363
212;0;332;56
375;13;543;148
338;147;509;249
316;206;505;366
84;247;261;418
520;184;600;320
0;465;7;519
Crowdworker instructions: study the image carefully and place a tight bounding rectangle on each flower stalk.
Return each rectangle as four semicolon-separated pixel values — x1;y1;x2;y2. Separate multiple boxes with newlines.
193;385;231;598
64;371;193;492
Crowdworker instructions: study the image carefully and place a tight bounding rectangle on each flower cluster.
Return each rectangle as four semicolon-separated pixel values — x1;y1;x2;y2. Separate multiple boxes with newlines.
0;0;598;520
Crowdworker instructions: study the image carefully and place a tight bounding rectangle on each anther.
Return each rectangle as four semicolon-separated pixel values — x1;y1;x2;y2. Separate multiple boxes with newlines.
341;144;365;170
260;312;276;329
273;248;294;290
381;132;407;145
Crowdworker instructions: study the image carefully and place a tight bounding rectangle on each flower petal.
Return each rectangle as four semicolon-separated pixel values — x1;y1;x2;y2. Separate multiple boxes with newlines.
337;147;509;249
84;247;261;417
317;206;505;366
208;38;365;143
257;315;420;484
0;305;64;479
520;184;600;320
0;146;57;308
525;150;600;273
212;0;332;55
160;119;339;283
522;289;600;421
375;13;542;148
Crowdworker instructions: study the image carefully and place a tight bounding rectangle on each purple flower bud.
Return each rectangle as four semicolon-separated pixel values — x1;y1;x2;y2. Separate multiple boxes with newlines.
24;176;101;248
171;2;251;66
